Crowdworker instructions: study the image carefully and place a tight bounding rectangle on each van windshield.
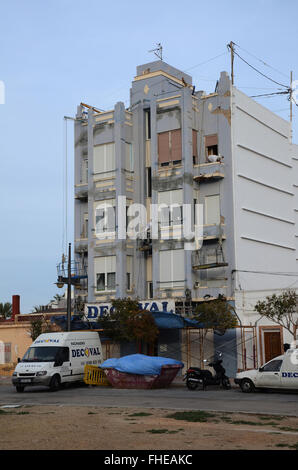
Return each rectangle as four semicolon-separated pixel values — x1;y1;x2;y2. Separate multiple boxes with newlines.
21;347;67;363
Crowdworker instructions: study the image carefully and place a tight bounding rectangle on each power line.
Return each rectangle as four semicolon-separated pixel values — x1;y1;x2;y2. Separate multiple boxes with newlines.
232;47;289;89
236;44;290;80
184;51;228;72
249;90;289;98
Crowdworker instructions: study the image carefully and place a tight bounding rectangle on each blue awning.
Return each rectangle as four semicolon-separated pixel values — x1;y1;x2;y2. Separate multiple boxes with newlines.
149;311;202;329
51;311;202;331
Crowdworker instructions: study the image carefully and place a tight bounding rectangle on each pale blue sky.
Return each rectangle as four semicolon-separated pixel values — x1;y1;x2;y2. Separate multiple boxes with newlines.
0;0;297;313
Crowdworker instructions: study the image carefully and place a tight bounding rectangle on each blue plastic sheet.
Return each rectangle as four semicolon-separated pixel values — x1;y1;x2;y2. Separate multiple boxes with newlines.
100;354;184;375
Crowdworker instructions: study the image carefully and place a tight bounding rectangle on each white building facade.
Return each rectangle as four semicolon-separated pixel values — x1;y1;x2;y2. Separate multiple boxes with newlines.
73;60;298;372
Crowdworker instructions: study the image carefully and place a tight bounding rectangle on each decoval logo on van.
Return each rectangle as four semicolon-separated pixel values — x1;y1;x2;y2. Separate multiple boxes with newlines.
35;338;60;344
72;347;101;358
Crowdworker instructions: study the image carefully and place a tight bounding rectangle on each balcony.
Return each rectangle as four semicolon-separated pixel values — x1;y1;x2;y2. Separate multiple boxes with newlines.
137;228;152;254
203;224;225;242
75;183;88;201
193;161;224;183
192;244;228;271
74;236;88;253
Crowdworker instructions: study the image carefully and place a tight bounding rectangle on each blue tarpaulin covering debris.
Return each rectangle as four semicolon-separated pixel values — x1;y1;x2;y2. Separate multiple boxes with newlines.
100;353;184;375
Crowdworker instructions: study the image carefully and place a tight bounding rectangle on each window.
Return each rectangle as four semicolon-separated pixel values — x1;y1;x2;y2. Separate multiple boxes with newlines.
81;158;88;184
261;360;283;372
96;272;116;291
94;143;115;175
145;109;151;140
204;195;220;225
22;347;69;363
4;343;11;363
125;143;134;172
107;272;116;290
159;249;185;289
205;134;218;162
95;200;116;235
147;281;153;299
96;273;105;291
194;198;197;225
146;167;152;198
56;347;70;363
158;190;183;227
81;213;88;239
95;256;116;292
193;130;198;165
126;273;131;291
127;256;132;291
158;129;181;166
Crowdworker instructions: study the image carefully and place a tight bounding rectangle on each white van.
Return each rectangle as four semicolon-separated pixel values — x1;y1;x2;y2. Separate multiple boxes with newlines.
235;349;298;393
12;331;102;393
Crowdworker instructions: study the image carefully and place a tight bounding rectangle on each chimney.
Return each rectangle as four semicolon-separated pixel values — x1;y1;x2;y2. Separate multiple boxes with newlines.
12;295;20;320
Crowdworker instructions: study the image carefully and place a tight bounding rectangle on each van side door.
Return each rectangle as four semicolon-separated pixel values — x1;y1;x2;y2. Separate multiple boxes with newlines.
255;359;283;388
57;347;72;381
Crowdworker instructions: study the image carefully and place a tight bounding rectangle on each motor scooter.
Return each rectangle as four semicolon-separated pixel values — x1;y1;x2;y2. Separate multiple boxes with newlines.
183;353;231;391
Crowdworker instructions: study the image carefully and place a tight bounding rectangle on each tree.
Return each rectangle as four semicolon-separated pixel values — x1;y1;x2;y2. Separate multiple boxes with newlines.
28;315;56;341
0;302;12;319
31;305;45;313
51;294;64;303
254;290;298;343
28;317;43;341
100;298;159;345
193;298;238;336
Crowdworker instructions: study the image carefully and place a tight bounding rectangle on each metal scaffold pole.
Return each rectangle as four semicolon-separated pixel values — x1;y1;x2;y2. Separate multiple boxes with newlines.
67;243;72;332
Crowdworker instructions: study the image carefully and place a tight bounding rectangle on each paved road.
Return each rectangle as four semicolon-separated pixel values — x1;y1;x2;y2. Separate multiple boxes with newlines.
0;383;297;416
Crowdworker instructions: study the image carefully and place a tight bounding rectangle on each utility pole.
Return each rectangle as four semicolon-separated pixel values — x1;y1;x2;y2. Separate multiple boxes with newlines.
228;41;235;86
56;243;81;331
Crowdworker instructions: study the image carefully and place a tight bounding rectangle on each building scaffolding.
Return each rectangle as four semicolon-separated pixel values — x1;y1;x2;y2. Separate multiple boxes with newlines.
182;325;258;373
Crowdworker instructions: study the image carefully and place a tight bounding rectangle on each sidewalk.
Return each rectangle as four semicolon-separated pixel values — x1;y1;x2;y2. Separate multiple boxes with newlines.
0;375;12;385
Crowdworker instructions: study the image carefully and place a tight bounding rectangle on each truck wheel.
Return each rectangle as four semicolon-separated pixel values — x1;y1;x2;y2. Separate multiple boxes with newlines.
49;375;61;392
16;385;25;393
240;379;255;393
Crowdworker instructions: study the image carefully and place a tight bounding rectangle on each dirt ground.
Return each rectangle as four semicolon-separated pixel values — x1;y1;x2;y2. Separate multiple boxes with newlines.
0;405;298;450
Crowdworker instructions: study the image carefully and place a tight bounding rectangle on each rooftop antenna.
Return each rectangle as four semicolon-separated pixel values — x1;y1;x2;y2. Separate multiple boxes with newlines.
149;43;163;61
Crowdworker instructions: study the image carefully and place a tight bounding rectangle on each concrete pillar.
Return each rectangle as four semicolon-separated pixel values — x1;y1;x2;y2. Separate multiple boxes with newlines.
150;98;160;298
182;88;194;294
132;103;147;299
87;109;95;301
114;102;127;298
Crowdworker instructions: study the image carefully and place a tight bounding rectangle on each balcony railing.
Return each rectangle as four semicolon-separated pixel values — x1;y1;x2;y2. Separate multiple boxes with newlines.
193;161;224;182
192;245;228;271
75;183;88;201
203;224;225;242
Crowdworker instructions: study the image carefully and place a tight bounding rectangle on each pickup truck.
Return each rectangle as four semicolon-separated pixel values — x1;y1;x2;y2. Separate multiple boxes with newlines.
235;349;298;393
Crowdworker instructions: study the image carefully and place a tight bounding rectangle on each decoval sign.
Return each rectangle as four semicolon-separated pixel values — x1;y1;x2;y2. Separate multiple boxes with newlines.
85;300;175;321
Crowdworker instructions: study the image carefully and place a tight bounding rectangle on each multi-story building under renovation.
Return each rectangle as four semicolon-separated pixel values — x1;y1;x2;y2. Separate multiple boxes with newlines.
73;60;298;373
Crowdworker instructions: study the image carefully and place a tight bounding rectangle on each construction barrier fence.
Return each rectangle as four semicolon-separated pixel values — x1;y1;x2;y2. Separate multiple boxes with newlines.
83;364;111;386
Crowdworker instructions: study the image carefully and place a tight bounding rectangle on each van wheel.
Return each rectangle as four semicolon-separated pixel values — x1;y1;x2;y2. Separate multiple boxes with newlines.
16;385;25;393
49;375;61;392
240;379;255;393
